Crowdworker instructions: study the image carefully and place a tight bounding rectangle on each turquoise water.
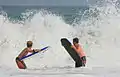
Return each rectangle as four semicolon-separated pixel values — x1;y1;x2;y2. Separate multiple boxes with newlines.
0;6;89;24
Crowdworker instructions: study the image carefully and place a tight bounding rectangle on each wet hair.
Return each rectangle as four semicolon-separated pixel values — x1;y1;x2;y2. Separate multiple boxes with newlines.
27;41;33;47
73;37;79;43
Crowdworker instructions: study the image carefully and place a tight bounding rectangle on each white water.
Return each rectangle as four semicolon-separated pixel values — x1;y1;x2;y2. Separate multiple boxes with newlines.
0;0;120;77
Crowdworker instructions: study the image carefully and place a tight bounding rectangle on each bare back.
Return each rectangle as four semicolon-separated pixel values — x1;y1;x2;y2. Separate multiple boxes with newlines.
18;48;34;59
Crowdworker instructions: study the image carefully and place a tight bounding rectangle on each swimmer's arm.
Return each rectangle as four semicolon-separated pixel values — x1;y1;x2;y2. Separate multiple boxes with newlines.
33;49;42;52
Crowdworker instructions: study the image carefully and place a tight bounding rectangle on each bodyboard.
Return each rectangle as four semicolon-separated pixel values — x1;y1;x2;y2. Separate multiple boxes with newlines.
16;46;49;69
20;46;49;60
61;38;82;67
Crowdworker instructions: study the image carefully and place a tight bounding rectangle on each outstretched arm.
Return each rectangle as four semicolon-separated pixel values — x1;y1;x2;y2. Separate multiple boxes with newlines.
33;49;41;52
33;46;50;53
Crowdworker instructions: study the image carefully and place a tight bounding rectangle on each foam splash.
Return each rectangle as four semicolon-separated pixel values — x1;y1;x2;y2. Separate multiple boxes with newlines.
0;0;120;70
0;10;76;69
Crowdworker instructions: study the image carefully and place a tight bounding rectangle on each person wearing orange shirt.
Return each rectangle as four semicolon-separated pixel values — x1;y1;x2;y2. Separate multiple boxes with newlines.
71;38;86;67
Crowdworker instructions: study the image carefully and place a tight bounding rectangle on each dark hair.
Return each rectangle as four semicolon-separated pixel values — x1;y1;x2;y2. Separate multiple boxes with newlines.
27;41;33;47
73;37;79;43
